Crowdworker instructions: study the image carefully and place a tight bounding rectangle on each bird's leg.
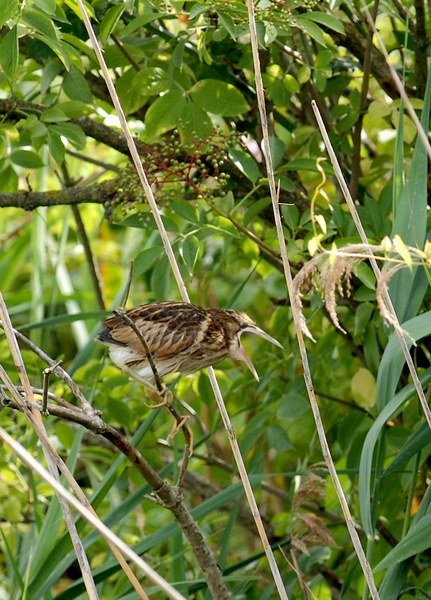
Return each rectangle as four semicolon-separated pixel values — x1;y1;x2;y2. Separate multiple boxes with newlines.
143;384;192;459
144;383;173;408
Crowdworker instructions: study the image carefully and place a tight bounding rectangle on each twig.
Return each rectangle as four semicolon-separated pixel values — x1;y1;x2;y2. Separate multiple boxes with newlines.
0;425;182;600
72;205;105;311
59;163;106;313
2;333;230;599
0;295;99;600
120;261;134;308
245;1;380;598
76;0;286;594
207;199;284;271
42;360;62;415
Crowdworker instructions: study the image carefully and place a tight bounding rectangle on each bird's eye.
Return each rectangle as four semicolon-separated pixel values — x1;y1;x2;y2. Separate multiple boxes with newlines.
239;323;248;330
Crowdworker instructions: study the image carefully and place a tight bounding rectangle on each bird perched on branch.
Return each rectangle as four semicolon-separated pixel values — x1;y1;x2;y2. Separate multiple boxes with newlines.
98;301;282;388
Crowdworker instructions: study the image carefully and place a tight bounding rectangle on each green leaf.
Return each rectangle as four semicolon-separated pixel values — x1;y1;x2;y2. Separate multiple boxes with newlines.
377;312;431;410
22;8;58;40
117;67;169;114
40;108;69;123
0;0;19;27
63;66;92;103
354;262;376;290
350;368;376;408
10;150;44;168
119;12;165;37
133;246;163;277
229;148;260;183
50;123;86;150
359;367;431;535
218;12;236;39
47;129;65;166
145;91;187;139
33;0;56;15
150;257;171;298
375;514;431;571
243;197;272;226
99;3;126;44
299;11;345;34
295;16;327;47
180;235;200;275
0;26;18;79
170;199;199;223
264;22;278;45
267;424;292;451
190;79;249;116
389;67;431;321
189;3;208;20
178;102;212;141
19;311;110;331
382;422;431;477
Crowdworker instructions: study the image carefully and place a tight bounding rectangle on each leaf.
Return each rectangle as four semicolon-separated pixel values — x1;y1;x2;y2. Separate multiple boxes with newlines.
190;79;249;116
382;422;431;477
133;247;163;277
351;368;376;408
375;514;431;571
389;68;431;320
99;3;125;44
267;424;292;451
244;197;272;226
50;123;86;150
33;0;57;15
178;102;212;141
47;129;65;166
117;68;169;112
22;8;58;41
189;3;208;20
145;91;188;139
0;26;18;79
393;234;413;267
10;150;44;168
299;11;345;34
119;12;165;37
63;66;92;103
40;108;69;123
19;311;110;331
218;12;236;39
359;367;431;535
294;16;327;47
180;235;200;275
229;148;260;183
0;0;19;27
170;199;199;223
264;22;278;45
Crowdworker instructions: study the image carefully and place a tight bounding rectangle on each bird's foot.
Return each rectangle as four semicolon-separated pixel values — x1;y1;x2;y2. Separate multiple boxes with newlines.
144;385;173;408
168;414;190;439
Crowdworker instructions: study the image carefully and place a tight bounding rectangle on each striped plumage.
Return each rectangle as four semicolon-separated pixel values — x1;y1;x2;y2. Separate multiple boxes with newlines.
98;301;282;387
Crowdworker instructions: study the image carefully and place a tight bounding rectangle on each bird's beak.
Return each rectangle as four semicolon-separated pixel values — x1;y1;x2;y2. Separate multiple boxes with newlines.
241;325;283;349
235;343;260;381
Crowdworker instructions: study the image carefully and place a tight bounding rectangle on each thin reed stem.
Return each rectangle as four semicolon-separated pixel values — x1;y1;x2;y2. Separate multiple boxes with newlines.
76;1;285;595
245;1;380;598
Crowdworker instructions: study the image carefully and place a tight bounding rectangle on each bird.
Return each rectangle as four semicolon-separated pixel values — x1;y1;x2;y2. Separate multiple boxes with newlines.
97;301;282;388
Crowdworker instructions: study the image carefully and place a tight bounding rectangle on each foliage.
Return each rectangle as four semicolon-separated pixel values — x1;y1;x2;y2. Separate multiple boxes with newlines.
0;0;430;598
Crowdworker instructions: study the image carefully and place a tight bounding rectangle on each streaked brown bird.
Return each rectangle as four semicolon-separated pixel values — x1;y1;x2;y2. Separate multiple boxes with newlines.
97;301;282;387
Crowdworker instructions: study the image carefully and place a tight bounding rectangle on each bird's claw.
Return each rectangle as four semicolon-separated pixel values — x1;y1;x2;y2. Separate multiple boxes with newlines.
144;385;173;408
168;415;190;439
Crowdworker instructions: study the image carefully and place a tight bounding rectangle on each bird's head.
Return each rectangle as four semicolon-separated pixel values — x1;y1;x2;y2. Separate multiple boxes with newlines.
224;311;283;381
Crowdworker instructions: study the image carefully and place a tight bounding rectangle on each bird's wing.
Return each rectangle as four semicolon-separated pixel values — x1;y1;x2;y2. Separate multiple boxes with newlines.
102;302;209;359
